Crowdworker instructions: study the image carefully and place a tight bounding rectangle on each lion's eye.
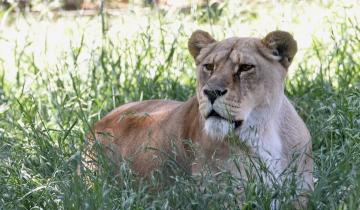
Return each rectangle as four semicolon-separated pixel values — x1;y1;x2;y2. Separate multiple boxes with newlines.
204;63;215;72
238;64;255;73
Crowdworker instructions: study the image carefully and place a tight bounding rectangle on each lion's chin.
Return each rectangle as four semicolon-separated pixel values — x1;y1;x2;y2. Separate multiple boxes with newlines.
204;117;234;141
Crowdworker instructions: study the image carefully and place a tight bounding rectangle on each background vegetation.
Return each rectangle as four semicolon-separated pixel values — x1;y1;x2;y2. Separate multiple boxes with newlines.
0;0;359;209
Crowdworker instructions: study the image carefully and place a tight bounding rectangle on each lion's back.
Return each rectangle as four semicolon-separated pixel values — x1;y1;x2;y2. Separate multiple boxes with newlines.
94;99;183;130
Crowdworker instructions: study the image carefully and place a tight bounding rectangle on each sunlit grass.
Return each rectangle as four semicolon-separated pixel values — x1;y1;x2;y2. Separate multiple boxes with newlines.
0;1;359;209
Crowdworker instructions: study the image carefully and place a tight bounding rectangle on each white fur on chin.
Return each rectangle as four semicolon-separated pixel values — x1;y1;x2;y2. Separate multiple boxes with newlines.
204;117;234;141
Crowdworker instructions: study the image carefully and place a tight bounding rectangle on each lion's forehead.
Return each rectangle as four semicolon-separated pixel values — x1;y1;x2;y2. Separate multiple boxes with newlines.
202;50;258;65
199;38;262;64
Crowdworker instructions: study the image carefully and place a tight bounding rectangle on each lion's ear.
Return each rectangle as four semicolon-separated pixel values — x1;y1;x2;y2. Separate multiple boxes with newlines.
262;30;297;68
188;30;216;59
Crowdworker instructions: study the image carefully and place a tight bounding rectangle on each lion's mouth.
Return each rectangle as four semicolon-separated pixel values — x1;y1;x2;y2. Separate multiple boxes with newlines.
206;110;243;129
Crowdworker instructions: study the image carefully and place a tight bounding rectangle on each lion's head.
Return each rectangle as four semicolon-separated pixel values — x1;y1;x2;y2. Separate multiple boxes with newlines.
188;30;297;140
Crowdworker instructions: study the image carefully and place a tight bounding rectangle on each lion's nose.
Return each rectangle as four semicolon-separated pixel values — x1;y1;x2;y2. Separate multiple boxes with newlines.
203;89;228;104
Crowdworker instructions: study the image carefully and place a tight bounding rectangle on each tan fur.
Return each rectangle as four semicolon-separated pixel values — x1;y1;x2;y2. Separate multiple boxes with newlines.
89;30;313;208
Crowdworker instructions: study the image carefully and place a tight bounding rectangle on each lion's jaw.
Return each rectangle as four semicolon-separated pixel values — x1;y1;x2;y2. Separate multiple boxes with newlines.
200;94;254;140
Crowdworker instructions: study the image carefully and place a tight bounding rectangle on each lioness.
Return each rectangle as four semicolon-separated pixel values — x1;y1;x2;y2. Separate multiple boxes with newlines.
90;30;313;208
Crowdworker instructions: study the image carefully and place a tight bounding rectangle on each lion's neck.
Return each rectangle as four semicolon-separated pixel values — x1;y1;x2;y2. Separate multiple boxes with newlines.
240;92;285;136
238;94;286;177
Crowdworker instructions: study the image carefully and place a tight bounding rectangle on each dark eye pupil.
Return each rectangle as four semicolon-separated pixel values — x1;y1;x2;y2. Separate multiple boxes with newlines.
205;64;214;71
239;64;254;72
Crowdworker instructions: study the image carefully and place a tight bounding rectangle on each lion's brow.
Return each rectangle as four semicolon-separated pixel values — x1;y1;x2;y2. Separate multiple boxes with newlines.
226;40;238;61
212;41;238;71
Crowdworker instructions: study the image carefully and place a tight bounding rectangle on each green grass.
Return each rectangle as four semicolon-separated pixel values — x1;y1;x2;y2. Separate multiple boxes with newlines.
0;1;359;209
